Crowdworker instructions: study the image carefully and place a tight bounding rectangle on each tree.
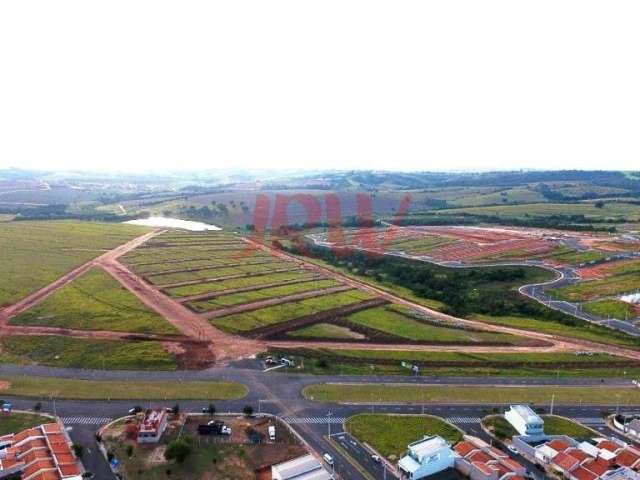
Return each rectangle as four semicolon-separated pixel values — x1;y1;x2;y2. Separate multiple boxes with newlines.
172;404;180;415
165;438;192;464
206;403;216;417
595;200;605;209
72;443;84;458
243;405;254;417
33;402;42;412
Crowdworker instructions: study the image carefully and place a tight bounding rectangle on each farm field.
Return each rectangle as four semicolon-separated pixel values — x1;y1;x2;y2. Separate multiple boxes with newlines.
0;335;178;370
346;414;462;460
0;220;149;306
10;267;179;334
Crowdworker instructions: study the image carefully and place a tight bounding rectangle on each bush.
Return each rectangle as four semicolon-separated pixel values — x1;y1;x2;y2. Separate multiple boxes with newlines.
243;405;254;417
165;438;192;464
72;443;84;458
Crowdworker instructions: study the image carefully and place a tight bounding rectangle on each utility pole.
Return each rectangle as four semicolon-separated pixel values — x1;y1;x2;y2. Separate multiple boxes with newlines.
327;411;333;437
550;394;555;415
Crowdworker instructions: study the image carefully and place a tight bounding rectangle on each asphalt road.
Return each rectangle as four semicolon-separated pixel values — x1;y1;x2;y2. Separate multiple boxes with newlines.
5;368;640;480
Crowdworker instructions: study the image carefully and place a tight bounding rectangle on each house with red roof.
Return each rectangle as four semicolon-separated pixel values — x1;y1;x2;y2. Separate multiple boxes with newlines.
0;421;83;480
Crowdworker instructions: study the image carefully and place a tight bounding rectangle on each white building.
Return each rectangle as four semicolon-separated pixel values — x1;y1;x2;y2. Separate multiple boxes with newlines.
398;435;455;480
137;409;168;444
504;405;544;437
271;454;333;480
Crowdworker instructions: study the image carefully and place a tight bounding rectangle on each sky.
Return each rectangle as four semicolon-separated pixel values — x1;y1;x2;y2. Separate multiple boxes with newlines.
1;1;639;173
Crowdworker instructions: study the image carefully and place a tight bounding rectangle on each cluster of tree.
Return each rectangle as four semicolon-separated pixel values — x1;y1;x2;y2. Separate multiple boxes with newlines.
282;242;590;327
391;213;619;232
3;204;145;222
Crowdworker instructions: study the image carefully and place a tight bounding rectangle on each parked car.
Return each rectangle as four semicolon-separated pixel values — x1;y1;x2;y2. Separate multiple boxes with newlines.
268;425;276;441
128;406;143;415
323;453;334;466
508;445;519;454
371;454;381;462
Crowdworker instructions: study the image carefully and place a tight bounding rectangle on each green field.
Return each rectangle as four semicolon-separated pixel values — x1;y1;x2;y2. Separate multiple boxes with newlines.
132;257;277;275
471;314;640;348
213;289;374;332
187;279;340;311
0;335;178;370
11;268;178;334
0;375;247;400
346;414;462;460
550;274;640;302
288;323;366;340
268;348;639;377
0;412;54;435
482;415;518;440
542;415;597;440
304;383;640;404
0;221;149;307
387;236;455;254
346;305;524;344
583;299;637;319
437;202;640;221
164;271;315;297
148;261;297;285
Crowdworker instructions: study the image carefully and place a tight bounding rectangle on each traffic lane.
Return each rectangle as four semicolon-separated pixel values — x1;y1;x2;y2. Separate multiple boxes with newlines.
67;424;115;479
290;422;367;480
332;432;393;479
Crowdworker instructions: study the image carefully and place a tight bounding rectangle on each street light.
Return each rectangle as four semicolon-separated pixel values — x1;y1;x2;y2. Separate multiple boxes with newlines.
326;411;333;437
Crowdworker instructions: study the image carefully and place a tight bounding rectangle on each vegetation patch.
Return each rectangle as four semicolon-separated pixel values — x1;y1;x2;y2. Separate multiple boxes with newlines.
0;412;53;436
482;415;518;440
346;414;462;460
1;335;178;370
0;375;247;400
582;299;637;319
11;268;179;334
542;415;597;440
0;221;149;307
287;323;366;340
303;383;640;405
212;290;374;332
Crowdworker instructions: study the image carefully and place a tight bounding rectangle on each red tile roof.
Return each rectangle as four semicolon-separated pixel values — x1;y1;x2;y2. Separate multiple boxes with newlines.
553;451;580;472
500;457;524;472
454;441;478;458
472;461;495;476
548;439;571;452
583;458;611;476
571;466;598;480
598;440;621;453
616;449;640;468
566;448;591;463
468;451;493;464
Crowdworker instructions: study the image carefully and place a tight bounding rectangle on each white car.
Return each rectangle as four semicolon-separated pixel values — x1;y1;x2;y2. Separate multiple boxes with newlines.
371;454;381;462
323;453;334;466
221;426;232;435
507;445;518;454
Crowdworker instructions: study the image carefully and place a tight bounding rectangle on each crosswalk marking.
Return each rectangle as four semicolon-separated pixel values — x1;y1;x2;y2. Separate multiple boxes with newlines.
61;417;112;426
574;417;605;425
446;417;481;424
283;417;346;425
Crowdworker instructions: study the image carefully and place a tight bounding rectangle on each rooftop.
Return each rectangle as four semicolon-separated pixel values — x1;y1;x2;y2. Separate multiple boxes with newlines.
509;405;543;424
408;435;450;461
271;454;332;480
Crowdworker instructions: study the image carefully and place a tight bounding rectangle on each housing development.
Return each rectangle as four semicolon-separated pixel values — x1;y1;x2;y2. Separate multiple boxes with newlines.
1;169;640;480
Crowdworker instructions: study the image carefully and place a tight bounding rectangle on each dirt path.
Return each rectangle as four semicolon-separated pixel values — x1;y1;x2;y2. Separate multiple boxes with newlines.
202;285;354;319
241;237;640;361
0;230;164;324
97;258;262;361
